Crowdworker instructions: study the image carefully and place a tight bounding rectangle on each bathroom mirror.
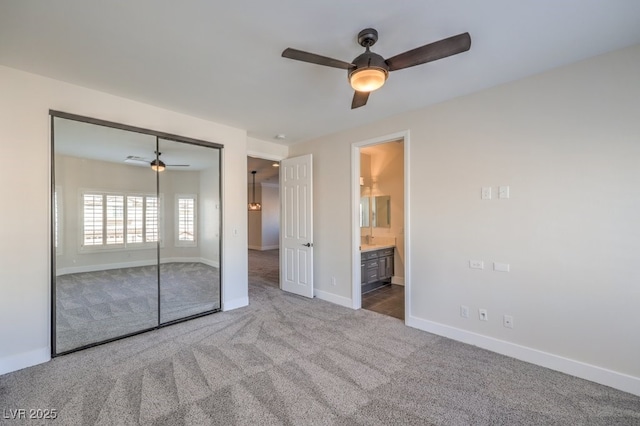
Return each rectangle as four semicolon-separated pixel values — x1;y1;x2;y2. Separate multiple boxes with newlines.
51;111;222;355
372;195;391;228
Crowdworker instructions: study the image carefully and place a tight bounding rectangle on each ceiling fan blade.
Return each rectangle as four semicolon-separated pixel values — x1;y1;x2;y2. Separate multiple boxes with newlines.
282;48;353;70
124;155;152;164
351;91;370;109
385;32;471;72
167;164;189;167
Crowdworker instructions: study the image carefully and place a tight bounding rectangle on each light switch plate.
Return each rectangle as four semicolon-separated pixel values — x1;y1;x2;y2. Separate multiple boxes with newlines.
499;186;510;199
494;262;510;272
469;260;484;270
481;187;492;200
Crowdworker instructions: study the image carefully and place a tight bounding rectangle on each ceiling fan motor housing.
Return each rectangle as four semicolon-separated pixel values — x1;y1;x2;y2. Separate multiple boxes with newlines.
348;51;389;86
348;28;389;89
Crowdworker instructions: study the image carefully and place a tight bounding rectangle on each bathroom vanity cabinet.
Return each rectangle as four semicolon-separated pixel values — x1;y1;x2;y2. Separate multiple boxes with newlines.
361;246;394;294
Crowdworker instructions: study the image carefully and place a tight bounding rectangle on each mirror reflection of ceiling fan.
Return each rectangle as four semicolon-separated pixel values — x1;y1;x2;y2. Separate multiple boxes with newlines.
124;151;189;171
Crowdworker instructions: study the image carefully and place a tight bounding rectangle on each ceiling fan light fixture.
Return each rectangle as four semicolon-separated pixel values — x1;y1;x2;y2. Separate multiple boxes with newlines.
349;67;387;92
150;159;166;172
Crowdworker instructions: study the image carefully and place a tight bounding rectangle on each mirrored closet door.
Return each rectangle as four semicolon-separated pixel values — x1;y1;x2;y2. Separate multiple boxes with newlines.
51;112;222;355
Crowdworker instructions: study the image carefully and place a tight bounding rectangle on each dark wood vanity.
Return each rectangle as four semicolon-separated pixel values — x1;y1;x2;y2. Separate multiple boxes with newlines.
361;246;394;294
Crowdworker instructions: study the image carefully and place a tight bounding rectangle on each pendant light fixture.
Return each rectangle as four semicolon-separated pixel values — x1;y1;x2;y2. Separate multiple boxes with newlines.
248;170;262;211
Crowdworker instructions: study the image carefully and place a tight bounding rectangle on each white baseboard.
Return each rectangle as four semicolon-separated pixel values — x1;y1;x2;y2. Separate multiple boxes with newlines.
223;296;249;311
199;257;220;268
391;276;405;286
248;245;279;251
314;288;353;308
57;257;218;276
406;315;640;397
0;347;50;376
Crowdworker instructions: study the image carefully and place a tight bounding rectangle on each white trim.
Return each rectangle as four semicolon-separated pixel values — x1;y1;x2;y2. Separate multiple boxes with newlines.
391;276;405;286
351;130;411;312
54;185;64;256
403;132;411;322
248;245;279;251
246;150;286;162
314;288;352;308
406;315;640;397
56;257;217;276
199;257;220;268
0;347;50;375
223;296;249;311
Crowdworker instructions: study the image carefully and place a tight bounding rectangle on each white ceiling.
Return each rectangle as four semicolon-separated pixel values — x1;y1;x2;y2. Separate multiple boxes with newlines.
2;2;640;146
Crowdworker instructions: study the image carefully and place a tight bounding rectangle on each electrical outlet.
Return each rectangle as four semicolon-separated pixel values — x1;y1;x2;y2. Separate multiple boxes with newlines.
503;315;514;328
479;309;488;321
460;305;469;318
331;276;337;286
469;260;484;270
499;186;510;199
481;187;492;200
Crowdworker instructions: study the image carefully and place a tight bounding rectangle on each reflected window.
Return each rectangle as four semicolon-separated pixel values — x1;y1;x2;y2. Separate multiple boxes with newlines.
82;191;162;249
127;195;160;244
54;186;63;254
176;194;196;246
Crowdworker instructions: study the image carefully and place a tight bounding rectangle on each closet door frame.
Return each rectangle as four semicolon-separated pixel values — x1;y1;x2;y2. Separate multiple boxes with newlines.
50;110;223;356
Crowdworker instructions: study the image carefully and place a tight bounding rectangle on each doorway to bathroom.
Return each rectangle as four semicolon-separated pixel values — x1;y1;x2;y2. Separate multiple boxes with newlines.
351;131;409;322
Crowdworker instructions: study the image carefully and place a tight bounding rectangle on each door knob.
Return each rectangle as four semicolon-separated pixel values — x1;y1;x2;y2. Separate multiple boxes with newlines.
302;243;313;247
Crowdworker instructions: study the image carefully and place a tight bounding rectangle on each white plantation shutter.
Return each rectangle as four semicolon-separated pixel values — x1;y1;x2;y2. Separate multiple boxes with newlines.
127;196;144;243
82;192;160;249
83;194;103;246
105;195;124;245
145;196;159;242
176;196;196;246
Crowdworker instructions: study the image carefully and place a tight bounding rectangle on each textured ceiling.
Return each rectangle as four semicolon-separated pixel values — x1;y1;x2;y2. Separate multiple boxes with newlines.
2;1;640;145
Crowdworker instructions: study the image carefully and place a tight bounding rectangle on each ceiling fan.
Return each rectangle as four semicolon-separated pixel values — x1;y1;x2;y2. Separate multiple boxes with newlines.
282;28;471;109
124;151;189;171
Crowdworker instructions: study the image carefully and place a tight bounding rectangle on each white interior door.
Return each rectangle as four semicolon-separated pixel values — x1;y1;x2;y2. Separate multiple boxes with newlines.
280;154;313;298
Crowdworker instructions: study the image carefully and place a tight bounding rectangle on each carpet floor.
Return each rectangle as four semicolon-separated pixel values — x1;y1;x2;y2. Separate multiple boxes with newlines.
55;262;220;353
1;250;639;425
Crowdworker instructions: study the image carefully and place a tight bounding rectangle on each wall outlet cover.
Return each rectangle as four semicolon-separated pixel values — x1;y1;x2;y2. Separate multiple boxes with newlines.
469;260;484;270
460;305;470;318
503;314;514;328
481;187;492;200
479;309;488;321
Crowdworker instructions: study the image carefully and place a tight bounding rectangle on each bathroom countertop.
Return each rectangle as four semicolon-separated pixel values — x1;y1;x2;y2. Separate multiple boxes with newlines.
360;244;395;253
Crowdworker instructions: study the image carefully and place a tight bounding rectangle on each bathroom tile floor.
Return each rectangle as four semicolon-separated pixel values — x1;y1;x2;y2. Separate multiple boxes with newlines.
362;284;404;320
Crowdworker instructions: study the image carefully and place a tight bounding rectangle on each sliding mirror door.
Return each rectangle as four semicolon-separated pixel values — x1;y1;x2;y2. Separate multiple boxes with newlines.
157;138;221;324
53;117;159;353
52;114;222;355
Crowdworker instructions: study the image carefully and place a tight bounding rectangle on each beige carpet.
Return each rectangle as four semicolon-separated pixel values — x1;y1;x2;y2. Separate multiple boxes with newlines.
55;262;220;353
1;250;639;425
